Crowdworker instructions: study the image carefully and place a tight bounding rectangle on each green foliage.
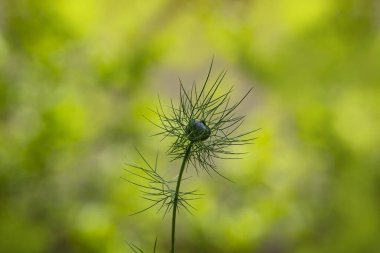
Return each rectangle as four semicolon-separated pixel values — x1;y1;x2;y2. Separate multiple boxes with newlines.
152;60;256;176
124;150;201;217
126;62;253;252
0;0;379;252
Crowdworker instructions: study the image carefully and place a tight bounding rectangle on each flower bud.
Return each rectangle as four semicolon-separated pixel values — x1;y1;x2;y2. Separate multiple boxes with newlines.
185;119;211;142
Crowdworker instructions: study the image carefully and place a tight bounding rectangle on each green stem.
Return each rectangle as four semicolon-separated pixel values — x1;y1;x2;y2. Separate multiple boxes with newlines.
171;143;193;253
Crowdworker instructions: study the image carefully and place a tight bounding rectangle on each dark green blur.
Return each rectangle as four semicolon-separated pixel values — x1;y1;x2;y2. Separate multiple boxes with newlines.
0;0;379;252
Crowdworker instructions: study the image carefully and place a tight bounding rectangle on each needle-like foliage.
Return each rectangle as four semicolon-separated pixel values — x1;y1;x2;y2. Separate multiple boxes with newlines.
125;59;256;253
123;150;202;216
150;59;257;177
128;237;158;253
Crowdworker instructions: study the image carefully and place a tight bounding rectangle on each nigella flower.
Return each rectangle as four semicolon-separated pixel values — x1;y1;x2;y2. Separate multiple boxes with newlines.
125;59;257;253
151;59;257;178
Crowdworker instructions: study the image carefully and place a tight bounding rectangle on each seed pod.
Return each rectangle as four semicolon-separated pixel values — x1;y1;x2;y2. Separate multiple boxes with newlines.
185;119;211;142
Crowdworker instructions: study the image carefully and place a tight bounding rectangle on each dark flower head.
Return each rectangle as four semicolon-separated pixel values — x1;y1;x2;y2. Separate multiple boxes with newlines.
151;59;257;177
185;119;211;142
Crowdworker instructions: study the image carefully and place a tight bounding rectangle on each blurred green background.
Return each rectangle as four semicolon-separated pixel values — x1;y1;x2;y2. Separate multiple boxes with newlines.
1;0;379;252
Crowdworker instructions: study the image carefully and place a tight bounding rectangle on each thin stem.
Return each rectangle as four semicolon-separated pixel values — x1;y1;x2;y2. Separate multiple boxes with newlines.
171;142;193;253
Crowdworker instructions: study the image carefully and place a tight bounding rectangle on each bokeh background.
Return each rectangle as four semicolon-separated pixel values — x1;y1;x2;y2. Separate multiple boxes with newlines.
1;0;380;252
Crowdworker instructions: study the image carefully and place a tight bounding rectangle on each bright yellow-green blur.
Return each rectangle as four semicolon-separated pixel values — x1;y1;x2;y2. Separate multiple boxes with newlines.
1;0;379;252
